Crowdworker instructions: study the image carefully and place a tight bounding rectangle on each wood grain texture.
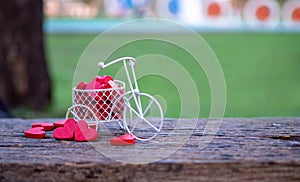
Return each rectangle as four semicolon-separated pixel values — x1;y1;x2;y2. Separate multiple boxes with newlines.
0;118;299;181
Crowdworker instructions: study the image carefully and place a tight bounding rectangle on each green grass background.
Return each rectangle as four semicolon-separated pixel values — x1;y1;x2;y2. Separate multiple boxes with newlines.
39;33;300;118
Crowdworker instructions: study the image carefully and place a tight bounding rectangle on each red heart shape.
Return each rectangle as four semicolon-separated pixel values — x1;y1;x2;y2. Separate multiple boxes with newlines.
94;76;105;84
53;118;76;140
76;81;87;89
106;80;117;88
75;120;98;142
104;75;113;83
54;120;66;128
24;127;45;139
94;75;113;84
86;80;101;90
99;84;106;89
32;122;54;131
110;134;135;146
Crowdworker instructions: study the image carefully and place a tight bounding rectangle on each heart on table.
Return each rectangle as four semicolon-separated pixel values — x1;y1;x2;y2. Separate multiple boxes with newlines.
110;134;135;146
53;118;76;140
24;127;45;139
75;120;98;142
53;120;66;128
32;122;54;131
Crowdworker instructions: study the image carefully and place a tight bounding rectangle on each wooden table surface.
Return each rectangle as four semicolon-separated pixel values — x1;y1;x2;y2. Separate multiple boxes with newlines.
0;117;299;181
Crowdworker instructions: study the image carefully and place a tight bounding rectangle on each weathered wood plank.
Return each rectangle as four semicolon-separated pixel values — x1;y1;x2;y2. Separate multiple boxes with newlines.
0;118;299;181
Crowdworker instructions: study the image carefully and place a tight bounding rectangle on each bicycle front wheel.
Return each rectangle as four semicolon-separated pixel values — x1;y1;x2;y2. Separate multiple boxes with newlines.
122;92;164;141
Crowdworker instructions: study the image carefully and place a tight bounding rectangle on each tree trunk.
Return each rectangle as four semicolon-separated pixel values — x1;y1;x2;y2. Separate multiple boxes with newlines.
0;0;51;111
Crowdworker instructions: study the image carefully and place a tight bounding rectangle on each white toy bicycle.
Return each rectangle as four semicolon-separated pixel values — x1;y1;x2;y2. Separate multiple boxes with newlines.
66;57;164;141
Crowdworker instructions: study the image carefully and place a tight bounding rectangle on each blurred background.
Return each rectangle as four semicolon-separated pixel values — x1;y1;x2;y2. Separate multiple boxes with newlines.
1;0;300;118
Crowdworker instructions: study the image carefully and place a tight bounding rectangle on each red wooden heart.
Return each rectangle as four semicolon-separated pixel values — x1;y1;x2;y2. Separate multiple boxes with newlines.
85;80;101;90
94;75;105;84
103;75;113;83
75;120;98;142
76;81;87;89
105;80;117;88
24;127;45;139
94;75;113;84
32;122;54;131
53;118;76;140
110;134;135;146
53;120;66;128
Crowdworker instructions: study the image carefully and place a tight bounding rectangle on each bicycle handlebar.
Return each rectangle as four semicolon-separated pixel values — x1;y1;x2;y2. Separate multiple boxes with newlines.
98;57;136;69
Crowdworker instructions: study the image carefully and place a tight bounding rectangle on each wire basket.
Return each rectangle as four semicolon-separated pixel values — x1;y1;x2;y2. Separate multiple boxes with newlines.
72;80;125;122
